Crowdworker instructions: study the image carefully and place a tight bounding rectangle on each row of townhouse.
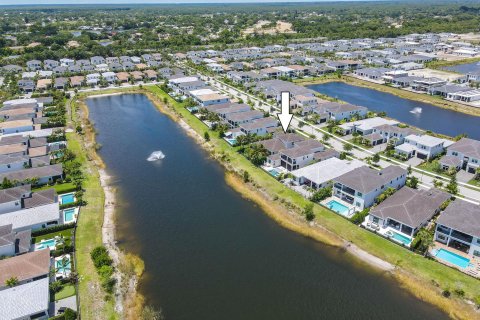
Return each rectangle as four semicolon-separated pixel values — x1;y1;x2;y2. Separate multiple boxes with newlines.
0;95;74;319
22;54;162;72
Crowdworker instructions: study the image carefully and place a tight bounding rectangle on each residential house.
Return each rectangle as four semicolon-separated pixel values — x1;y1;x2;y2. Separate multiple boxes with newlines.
395;134;451;160
291;157;364;190
225;110;264;127
0;250;50;320
70;76;85;87
366;187;449;242
26;60;42;71
90;56;106;66
333;165;407;210
86;73;101;86
439;138;480;173
0;224;31;256
43;59;59;70
0;163;63;186
435;200;480;258
323;102;368;121
239;117;278;136
0;120;35;135
279;140;325;171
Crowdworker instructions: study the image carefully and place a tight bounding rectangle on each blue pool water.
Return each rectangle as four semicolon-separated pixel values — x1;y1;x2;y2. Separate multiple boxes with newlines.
269;169;280;177
435;249;470;268
56;257;72;273
390;231;412;246
326;200;349;216
61;193;75;205
64;209;75;222
225;138;237;146
36;238;56;250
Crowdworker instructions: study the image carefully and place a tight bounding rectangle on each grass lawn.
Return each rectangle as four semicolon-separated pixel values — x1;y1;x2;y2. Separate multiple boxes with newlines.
33;182;77;194
468;178;480;187
144;84;480;304
67;99;117;319
55;284;76;301
32;228;74;245
417;161;451;179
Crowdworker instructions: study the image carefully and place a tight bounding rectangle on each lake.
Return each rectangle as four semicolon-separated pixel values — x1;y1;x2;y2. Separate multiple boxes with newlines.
86;93;448;320
442;62;480;74
308;82;480;140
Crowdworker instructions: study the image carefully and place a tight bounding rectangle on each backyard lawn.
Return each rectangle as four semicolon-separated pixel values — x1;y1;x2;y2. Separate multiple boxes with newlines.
32;228;74;245
54;284;76;301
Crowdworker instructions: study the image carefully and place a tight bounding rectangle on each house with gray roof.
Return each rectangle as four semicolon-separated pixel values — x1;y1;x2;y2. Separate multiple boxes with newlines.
0;224;31;256
435;200;480;258
279;140;326;171
333;165;407;210
0;250;50;320
366;187;449;243
440;137;480;174
0;163;63;186
322;102;368;121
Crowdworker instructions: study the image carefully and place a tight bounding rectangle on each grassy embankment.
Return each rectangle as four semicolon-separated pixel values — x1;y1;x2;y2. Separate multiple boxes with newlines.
71;87;150;320
295;74;480;118
426;57;480;69
68;95;116;320
144;84;480;320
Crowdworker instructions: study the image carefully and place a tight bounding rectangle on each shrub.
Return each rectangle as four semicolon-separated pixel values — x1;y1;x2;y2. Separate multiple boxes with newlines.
303;203;315;221
350;208;370;225
310;187;332;203
31;223;75;237
90;246;113;269
442;289;451;298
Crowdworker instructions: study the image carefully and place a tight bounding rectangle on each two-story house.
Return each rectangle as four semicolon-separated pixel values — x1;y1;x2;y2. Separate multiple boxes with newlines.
439;137;480;174
333;165;407;210
435;200;480;258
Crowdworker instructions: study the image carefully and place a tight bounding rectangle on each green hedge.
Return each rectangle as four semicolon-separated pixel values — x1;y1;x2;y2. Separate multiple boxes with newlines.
31;223;75;237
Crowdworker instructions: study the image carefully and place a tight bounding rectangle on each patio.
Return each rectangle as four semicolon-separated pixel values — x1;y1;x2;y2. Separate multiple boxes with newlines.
362;217;413;247
430;242;480;278
321;197;356;218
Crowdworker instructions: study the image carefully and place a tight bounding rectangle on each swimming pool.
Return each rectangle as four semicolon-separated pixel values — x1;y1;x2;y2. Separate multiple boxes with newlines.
55;256;72;274
225;138;237;145
326;200;349;216
36;238;56;250
60;193;75;205
434;249;470;268
64;208;76;223
389;231;412;246
269;169;280;178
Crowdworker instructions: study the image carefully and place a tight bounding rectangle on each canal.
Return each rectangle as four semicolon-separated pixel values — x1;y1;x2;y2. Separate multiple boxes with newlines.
308;82;480;140
86;93;448;320
442;61;480;74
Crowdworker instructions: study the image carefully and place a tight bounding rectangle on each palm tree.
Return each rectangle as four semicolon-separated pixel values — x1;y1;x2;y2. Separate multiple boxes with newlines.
5;277;18;288
56;235;66;253
56;256;70;277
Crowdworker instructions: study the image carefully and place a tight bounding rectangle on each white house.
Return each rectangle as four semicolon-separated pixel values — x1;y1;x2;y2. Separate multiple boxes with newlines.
86;73;101;86
395;134;452;160
102;71;117;83
333;165;407;210
440;137;480;174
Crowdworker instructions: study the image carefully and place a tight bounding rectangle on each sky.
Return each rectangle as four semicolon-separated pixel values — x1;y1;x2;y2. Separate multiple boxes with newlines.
1;0;374;5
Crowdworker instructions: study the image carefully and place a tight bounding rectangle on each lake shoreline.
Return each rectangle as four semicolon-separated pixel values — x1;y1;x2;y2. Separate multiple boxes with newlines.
77;87;478;320
297;75;480;118
142;87;479;319
77;91;146;319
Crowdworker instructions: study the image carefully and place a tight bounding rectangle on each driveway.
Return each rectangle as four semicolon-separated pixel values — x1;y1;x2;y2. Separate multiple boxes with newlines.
457;170;475;183
49;296;77;317
406;157;424;167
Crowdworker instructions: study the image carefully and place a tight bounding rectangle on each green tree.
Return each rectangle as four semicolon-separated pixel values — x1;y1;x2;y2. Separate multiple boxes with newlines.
310;187;332;203
303;203;315;221
446;175;458;195
204;131;210;142
406;176;419;189
372;153;380;164
343;143;353;153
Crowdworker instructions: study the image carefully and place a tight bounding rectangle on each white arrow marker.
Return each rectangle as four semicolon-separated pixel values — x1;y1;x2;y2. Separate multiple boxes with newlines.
277;91;293;133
